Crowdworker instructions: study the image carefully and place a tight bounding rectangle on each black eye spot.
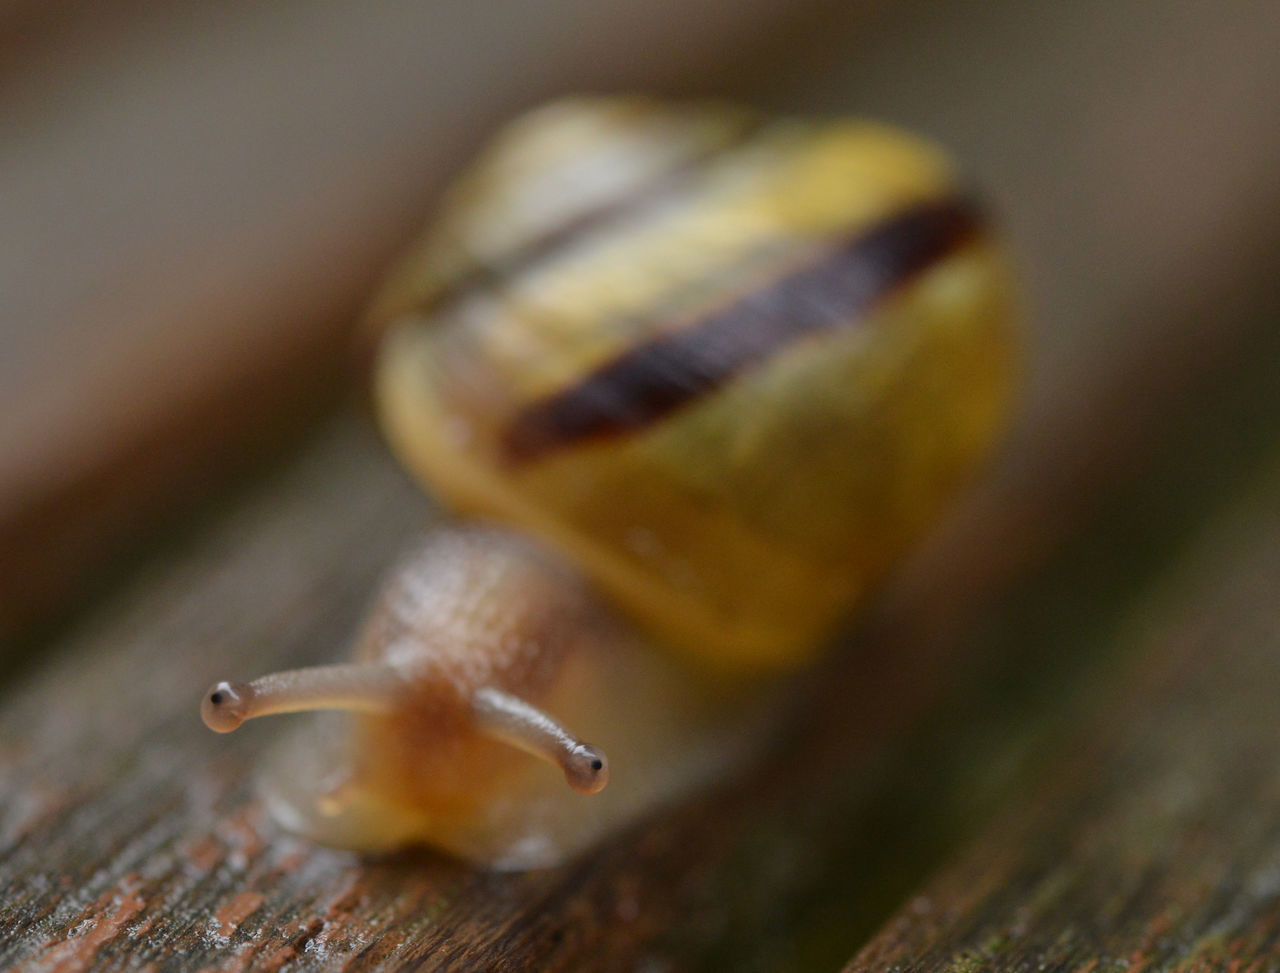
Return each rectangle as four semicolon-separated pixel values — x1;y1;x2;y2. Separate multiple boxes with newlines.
210;692;224;705
590;759;603;771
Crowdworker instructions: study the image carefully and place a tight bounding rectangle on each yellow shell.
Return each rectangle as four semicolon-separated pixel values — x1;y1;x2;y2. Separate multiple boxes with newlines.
372;97;1018;673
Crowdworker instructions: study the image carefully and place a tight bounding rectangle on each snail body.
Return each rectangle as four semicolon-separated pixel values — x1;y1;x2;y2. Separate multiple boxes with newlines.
203;97;1018;867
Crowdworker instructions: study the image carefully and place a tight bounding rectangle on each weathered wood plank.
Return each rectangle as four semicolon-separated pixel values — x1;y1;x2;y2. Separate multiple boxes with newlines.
1;265;1277;971
847;448;1280;973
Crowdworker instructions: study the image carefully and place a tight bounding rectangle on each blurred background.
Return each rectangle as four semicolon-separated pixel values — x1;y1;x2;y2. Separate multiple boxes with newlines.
2;0;1278;645
2;3;1280;969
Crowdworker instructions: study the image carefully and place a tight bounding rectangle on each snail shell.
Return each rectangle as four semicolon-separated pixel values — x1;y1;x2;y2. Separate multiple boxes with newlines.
203;96;1018;867
373;96;1017;672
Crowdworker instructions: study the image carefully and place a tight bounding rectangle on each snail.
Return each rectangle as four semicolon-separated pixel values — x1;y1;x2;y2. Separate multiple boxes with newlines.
201;97;1018;868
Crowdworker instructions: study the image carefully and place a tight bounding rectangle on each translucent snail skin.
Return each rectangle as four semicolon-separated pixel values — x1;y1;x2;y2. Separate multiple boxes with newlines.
202;97;1019;868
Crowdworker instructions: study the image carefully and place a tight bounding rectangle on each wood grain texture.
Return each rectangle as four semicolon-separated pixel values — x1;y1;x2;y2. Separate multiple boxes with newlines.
847;451;1280;973
0;275;1277;970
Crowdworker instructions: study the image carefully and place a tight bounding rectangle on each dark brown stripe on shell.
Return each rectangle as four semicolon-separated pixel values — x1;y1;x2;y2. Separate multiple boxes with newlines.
429;116;768;319
500;195;984;465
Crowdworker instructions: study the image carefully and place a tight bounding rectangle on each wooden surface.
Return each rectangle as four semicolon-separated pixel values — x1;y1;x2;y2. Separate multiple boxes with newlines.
848;452;1280;973
1;272;1277;971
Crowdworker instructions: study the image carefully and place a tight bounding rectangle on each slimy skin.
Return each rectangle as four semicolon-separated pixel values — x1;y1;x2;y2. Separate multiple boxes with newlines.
203;528;610;801
207;527;764;867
